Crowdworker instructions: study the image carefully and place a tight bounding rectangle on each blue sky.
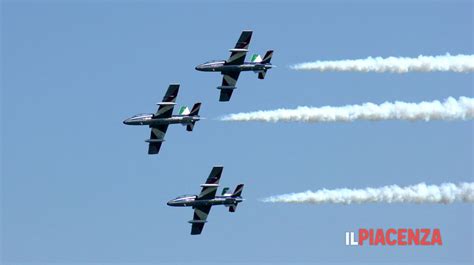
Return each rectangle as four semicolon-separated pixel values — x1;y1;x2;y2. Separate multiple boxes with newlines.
1;0;473;264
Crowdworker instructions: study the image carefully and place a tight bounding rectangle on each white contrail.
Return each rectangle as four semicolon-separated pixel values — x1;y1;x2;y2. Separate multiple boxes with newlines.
262;183;474;204
290;54;474;73
220;97;474;123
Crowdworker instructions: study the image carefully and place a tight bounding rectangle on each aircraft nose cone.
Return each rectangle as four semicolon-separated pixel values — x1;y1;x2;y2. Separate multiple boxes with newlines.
167;200;173;206
123;118;131;125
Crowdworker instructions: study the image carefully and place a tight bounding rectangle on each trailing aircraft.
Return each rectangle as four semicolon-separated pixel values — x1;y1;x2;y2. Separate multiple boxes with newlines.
167;166;244;235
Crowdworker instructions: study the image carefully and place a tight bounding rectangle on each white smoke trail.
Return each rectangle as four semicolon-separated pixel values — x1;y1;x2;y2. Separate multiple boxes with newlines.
290;54;474;73
220;97;474;123
262;183;474;204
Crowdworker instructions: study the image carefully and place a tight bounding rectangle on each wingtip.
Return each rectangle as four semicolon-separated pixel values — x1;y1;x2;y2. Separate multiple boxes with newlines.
213;165;224;169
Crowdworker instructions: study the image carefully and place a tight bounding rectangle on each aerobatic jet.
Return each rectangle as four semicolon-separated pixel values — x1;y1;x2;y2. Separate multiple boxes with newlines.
167;166;244;235
123;84;201;155
195;30;274;102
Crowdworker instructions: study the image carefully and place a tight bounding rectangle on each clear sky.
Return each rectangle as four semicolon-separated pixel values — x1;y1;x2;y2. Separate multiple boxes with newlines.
2;0;473;264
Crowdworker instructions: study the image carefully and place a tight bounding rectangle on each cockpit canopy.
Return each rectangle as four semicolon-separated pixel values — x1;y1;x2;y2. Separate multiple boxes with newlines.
131;113;151;119
204;60;222;64
175;194;197;199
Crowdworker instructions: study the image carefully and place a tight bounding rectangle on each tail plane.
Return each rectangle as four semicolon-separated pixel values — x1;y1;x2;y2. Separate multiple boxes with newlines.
229;205;238;212
221;187;230;195
256;50;273;79
179;106;190;115
186;102;201;132
228;184;244;213
250;54;263;63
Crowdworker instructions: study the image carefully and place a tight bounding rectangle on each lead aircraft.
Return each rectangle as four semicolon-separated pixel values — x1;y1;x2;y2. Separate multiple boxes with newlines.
195;30;274;102
167;166;244;235
123;84;201;155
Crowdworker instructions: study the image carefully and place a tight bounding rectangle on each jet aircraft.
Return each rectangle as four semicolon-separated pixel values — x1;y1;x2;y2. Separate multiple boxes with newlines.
195;30;274;102
167;166;244;235
123;84;201;155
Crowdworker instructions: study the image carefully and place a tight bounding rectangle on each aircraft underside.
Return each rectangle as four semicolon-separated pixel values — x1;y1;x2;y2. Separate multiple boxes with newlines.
172;198;242;207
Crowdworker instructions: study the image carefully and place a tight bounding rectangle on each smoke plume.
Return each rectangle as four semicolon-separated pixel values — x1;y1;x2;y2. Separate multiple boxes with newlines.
290;54;474;73
262;183;474;204
221;97;474;123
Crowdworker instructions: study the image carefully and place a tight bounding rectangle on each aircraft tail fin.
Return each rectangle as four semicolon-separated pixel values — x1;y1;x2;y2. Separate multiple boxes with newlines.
261;50;273;64
231;184;244;197
228;184;244;212
185;103;201;132
189;102;201;116
258;70;267;80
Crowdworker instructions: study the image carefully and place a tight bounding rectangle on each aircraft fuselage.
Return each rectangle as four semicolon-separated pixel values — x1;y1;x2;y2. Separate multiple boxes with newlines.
195;61;273;72
123;114;200;126
167;195;243;207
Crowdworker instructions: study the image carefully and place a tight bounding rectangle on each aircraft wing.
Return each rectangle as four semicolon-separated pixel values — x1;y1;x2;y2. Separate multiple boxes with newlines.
154;84;179;118
219;71;240;102
190;205;212;235
147;125;168;154
225;30;252;65
197;166;223;200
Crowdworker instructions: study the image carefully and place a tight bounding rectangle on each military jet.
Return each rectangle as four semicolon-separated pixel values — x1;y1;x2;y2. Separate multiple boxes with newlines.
195;30;274;102
123;84;201;155
167;166;244;235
